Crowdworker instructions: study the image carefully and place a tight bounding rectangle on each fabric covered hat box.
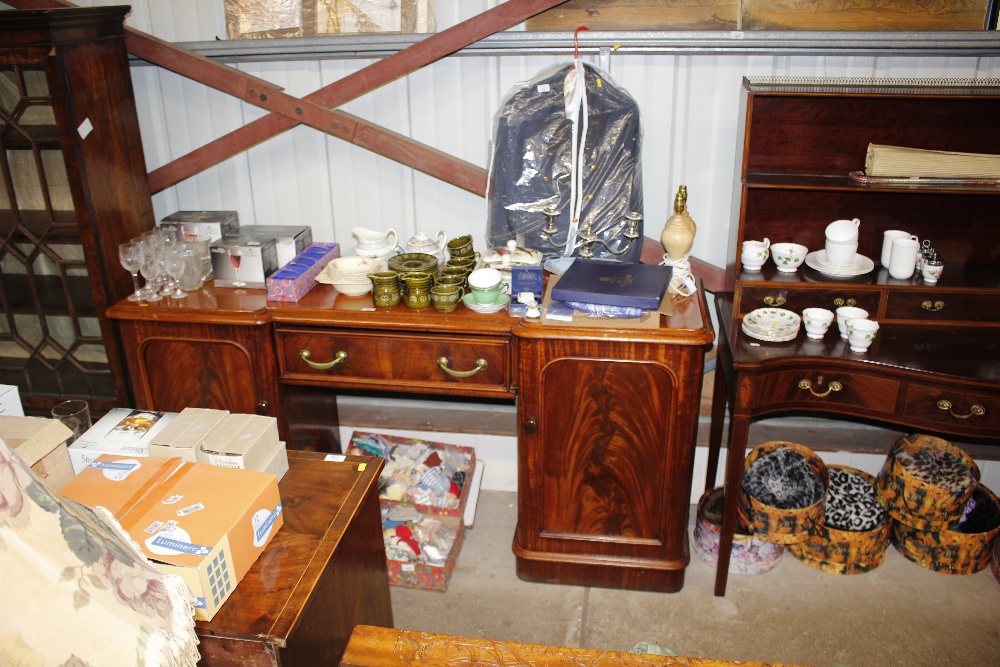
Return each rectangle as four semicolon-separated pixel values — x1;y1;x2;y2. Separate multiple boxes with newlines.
876;434;999;575
693;486;784;575
787;465;893;575
348;431;476;592
739;441;828;545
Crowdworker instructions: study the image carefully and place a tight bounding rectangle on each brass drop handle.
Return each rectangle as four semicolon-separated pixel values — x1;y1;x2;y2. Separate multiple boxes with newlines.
833;298;857;308
763;295;786;306
936;400;985;420
437;357;488;378
300;349;347;370
799;376;843;398
922;300;945;312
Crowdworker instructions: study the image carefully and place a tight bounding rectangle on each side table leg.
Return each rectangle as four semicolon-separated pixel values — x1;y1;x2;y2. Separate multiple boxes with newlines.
705;360;729;491
714;412;751;597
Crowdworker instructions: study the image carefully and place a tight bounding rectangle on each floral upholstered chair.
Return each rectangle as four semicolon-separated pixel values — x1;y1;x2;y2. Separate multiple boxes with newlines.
0;436;199;666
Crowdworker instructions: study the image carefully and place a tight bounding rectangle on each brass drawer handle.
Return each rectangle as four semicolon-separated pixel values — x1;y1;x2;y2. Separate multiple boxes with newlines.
922;300;945;312
763;295;786;306
437;357;488;378
799;376;843;398
300;349;347;370
936;400;985;420
833;298;857;308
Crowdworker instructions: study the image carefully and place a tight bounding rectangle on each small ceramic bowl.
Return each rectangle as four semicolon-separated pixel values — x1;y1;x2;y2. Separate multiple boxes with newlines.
770;243;808;272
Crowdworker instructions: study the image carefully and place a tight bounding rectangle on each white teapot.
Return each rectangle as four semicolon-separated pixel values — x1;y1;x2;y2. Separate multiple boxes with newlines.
405;230;447;264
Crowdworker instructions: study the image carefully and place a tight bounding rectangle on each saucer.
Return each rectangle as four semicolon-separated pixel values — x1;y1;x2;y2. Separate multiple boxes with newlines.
805;251;874;277
462;292;510;314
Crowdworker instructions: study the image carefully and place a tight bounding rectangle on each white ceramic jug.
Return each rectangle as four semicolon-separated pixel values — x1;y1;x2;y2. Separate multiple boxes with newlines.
353;226;397;251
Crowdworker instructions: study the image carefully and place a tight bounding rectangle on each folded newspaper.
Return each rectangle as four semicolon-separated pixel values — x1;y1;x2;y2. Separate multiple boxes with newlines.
865;143;1000;179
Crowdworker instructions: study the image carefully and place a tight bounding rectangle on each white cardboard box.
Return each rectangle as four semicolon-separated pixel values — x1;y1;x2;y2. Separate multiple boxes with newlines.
148;407;230;462
0;385;24;416
68;408;177;474
197;414;287;480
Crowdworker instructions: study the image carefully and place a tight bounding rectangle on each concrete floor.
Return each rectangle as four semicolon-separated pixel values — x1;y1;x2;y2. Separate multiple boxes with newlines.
389;490;1000;667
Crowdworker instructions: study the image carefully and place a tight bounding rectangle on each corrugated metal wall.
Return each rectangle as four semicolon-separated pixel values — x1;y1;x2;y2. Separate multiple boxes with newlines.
66;1;1000;272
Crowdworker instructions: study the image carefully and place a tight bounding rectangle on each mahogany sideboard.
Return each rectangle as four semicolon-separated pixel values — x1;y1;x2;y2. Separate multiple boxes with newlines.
107;277;714;593
196;450;393;666
709;77;1000;597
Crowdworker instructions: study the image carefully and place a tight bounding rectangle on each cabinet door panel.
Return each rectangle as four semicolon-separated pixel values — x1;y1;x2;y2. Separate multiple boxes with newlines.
137;338;259;414
537;357;674;549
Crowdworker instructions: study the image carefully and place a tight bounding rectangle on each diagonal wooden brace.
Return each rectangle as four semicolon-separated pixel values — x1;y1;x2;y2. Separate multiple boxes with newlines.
9;0;570;197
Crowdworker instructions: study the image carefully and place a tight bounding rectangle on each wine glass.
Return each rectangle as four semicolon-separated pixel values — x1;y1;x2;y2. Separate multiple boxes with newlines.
158;228;181;296
118;241;144;302
229;248;245;287
164;247;190;299
138;244;163;302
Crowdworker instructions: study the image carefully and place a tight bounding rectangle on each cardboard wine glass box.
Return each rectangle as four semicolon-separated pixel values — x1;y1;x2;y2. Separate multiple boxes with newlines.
68;408;178;474
159;210;239;242
211;239;280;288
60;454;284;621
222;224;314;268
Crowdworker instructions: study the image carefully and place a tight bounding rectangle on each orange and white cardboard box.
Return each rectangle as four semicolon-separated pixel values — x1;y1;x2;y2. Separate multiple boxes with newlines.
68;408;176;474
196;413;288;480
0;384;24;416
60;453;283;621
148;407;230;462
0;416;74;490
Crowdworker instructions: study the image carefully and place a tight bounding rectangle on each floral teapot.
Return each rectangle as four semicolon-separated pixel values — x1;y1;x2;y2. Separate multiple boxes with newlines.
405;230;447;264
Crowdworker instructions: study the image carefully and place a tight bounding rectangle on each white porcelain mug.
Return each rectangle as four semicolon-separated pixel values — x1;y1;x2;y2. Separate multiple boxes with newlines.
847;318;879;353
888;237;920;280
881;230;918;270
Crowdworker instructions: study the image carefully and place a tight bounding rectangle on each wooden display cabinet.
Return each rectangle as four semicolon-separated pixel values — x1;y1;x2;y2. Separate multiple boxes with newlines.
709;77;1000;597
0;7;155;414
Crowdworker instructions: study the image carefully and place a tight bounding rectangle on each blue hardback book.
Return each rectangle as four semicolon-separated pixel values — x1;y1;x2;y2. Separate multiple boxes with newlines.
550;259;672;309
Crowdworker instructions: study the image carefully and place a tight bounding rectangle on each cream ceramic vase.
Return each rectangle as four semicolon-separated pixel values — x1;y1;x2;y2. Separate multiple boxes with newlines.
660;185;697;262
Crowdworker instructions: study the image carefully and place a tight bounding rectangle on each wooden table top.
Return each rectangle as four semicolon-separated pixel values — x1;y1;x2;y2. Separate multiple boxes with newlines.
195;450;383;644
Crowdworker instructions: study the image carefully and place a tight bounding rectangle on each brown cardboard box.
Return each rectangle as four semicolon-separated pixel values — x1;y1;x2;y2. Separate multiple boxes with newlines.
148;407;231;462
0;416;74;490
197;414;287;480
60;454;283;621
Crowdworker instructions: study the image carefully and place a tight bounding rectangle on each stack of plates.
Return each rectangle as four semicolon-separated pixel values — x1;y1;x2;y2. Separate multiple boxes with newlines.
804;250;875;277
741;308;801;342
316;256;386;296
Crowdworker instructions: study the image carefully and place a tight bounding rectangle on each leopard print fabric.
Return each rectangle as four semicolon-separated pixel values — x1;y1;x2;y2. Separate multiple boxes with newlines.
825;467;887;532
743;448;824;510
896;448;975;494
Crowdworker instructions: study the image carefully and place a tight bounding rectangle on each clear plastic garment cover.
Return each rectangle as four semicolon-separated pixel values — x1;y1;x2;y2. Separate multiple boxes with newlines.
486;60;644;263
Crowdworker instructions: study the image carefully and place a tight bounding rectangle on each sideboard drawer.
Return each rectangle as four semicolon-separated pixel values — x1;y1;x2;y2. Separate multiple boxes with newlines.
276;328;512;396
884;291;1000;324
736;287;881;318
903;384;1000;434
752;368;901;415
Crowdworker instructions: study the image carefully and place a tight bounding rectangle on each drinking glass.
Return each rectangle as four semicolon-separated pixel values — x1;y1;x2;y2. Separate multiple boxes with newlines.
229;248;246;287
158;228;181;296
164;247;190;298
118;241;144;301
138;245;163;302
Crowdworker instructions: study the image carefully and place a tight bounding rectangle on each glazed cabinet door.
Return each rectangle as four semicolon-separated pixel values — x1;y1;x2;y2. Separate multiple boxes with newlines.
513;335;704;593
